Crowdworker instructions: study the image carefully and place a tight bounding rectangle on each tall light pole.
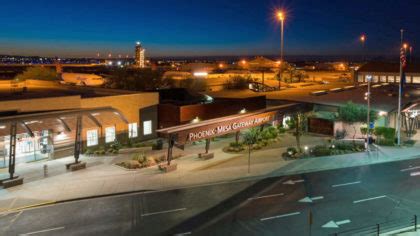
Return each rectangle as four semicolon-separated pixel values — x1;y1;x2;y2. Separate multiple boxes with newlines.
365;75;372;152
397;29;405;146
277;10;285;90
360;34;366;62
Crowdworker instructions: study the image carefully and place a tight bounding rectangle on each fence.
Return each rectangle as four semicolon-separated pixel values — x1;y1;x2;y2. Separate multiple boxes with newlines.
331;215;417;236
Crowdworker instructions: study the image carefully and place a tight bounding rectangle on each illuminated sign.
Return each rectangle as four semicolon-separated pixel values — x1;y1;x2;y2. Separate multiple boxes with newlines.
185;114;274;143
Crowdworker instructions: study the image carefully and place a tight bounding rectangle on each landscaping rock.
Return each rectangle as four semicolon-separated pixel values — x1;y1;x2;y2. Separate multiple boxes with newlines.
126;160;140;169
158;163;177;173
199;152;214;160
145;157;157;167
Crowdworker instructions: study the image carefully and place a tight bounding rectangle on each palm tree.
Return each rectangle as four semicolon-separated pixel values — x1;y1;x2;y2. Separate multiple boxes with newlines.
242;128;260;173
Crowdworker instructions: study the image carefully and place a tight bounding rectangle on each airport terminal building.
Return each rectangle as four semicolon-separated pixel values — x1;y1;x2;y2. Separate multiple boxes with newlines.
0;81;159;166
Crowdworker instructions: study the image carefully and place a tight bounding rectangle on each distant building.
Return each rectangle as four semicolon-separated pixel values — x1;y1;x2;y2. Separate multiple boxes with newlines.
135;42;146;68
355;62;420;84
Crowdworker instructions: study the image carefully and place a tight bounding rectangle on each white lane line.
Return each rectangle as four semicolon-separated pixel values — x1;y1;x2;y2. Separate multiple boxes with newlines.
410;172;420;176
19;226;65;235
353;195;386;204
248;193;284;200
141;208;187;217
174;232;191;235
283;179;305;185
260;212;301;221
332;181;361;188
401;166;420;172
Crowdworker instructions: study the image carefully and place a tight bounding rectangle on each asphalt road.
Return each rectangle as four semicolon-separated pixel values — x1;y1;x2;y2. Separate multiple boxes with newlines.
2;156;420;236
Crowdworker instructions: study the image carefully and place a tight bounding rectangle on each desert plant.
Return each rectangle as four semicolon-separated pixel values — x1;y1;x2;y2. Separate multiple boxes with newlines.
312;145;331;157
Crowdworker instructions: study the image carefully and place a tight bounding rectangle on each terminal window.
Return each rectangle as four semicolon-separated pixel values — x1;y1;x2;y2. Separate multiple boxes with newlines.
143;120;152;136
129;123;138;138
105;126;116;143
87;129;98;147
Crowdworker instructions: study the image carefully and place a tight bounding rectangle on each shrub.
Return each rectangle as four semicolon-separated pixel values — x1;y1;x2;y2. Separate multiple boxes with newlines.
144;157;157;167
110;139;122;151
312;145;331;157
378;139;395;146
374;127;396;140
335;129;347;140
132;152;147;163
84;148;95;155
156;155;167;163
360;127;374;136
261;126;278;140
286;147;298;155
277;124;287;134
152;140;163;150
334;142;354;151
403;140;416;146
229;142;243;148
125;160;140;169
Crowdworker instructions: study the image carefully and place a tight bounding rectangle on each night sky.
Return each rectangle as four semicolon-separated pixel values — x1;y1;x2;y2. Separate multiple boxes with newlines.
1;0;419;58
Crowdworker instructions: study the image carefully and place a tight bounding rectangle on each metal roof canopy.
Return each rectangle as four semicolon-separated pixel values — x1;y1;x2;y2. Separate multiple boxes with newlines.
0;107;129;137
0;107;129;182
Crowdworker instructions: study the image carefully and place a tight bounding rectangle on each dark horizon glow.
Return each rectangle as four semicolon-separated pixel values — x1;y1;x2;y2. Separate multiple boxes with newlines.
1;0;419;58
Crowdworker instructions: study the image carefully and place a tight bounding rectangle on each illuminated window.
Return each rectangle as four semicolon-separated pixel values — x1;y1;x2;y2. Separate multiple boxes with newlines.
413;77;420;84
358;75;364;82
87;129;98;147
105;126;116;143
128;123;138;138
380;76;387;83
143;120;152;135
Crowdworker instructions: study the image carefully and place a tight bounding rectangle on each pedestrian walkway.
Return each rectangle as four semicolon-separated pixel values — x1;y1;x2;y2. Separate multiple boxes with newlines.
0;136;419;214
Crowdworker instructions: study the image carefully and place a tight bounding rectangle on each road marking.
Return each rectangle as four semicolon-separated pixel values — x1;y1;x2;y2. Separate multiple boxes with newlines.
9;211;22;225
260;212;301;221
141;208;187;217
401;166;420;172
19;226;65;235
299;196;324;203
283;179;305;185
322;219;351;228
332;181;361;188
174;232;191;235
410;172;420;176
248;193;284;200
353;195;386;204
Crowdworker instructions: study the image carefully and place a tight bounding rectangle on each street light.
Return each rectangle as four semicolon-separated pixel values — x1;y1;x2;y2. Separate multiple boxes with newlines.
360;34;366;62
366;75;372;152
276;10;285;91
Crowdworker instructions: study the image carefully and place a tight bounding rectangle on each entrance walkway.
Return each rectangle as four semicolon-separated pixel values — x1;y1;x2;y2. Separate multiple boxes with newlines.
0;135;419;214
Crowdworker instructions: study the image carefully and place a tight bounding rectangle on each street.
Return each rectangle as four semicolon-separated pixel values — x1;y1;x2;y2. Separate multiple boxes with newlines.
1;156;420;236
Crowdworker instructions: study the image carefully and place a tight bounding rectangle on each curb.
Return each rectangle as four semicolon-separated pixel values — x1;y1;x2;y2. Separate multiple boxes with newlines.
1;189;154;214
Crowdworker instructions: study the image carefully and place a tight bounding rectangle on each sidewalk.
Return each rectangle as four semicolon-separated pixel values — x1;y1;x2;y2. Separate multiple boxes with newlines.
0;138;419;214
